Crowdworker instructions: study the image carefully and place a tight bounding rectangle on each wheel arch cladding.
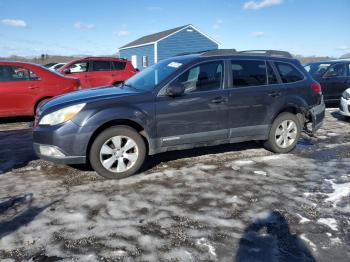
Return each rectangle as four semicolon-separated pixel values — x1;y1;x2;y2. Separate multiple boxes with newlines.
273;96;309;124
34;96;52;113
86;119;150;164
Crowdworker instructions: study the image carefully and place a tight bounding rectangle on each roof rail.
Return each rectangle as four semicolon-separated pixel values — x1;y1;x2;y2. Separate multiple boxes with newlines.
238;50;293;58
200;49;238;57
174;49;215;57
84;56;124;60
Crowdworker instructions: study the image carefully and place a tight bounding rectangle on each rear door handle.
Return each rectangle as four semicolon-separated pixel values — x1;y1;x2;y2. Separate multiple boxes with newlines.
268;91;281;98
211;97;227;104
28;85;39;90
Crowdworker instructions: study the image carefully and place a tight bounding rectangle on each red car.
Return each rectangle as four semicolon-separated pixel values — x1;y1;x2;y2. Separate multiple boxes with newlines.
58;57;137;89
0;61;80;117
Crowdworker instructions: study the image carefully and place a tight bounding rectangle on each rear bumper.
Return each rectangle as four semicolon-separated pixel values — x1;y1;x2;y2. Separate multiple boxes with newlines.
309;99;325;133
339;97;350;116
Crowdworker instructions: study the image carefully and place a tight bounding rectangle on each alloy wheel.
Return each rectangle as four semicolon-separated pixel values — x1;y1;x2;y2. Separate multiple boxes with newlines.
99;135;139;173
275;120;298;148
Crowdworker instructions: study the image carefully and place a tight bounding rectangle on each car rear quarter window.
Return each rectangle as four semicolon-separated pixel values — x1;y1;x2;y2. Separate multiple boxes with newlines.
231;60;267;87
275;62;304;83
92;60;112;71
0;65;39;82
112;61;126;71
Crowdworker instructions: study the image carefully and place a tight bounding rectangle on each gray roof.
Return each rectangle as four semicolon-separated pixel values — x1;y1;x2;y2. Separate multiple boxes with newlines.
119;25;190;49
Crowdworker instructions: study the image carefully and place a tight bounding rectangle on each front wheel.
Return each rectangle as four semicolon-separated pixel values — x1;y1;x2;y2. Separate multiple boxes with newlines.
264;112;301;153
89;126;146;179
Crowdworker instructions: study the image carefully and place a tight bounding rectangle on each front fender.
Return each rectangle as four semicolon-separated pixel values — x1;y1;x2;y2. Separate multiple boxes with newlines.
72;103;155;139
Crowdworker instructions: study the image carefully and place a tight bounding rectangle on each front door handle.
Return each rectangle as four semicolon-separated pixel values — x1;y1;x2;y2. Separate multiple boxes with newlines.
268;91;281;98
211;97;227;104
28;85;39;90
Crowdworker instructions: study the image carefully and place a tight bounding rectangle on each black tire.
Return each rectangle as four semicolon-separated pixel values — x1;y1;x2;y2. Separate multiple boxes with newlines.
89;126;146;179
264;112;301;153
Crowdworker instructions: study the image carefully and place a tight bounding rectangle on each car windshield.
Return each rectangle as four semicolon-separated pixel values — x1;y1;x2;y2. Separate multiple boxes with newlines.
304;63;331;77
124;57;192;91
39;65;65;77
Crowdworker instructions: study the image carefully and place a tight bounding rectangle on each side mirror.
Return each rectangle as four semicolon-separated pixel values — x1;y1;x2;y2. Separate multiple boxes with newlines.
63;68;71;74
166;83;185;97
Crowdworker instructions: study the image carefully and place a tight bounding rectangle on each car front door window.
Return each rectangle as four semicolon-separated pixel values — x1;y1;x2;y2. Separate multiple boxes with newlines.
0;66;39;82
324;63;346;78
69;62;88;73
173;61;224;93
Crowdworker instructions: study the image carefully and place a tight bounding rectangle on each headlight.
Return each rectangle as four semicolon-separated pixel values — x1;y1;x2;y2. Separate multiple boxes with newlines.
39;103;86;126
342;90;350;100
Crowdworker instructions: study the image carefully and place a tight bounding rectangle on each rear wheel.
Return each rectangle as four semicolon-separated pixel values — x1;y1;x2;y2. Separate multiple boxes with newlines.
264;112;301;153
89;126;146;179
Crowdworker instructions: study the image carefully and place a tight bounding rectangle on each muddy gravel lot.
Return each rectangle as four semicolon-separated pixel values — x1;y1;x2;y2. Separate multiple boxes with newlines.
0;110;349;262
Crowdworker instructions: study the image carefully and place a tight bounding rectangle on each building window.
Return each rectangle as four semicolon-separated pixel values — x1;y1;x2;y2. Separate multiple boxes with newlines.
142;56;148;68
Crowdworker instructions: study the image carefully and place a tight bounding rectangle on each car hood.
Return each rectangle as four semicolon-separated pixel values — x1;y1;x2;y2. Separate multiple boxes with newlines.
41;86;139;112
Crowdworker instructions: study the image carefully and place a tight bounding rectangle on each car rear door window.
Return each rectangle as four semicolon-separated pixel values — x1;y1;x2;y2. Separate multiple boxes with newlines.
92;60;112;72
0;66;39;82
173;61;224;93
112;61;126;71
275;62;304;83
267;62;278;84
231;60;267;87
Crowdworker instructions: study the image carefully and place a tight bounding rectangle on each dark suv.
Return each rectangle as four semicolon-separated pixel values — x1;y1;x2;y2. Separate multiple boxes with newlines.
33;50;325;179
304;60;350;104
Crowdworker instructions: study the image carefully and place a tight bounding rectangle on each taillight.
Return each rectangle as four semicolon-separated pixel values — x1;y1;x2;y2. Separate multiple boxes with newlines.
310;82;322;94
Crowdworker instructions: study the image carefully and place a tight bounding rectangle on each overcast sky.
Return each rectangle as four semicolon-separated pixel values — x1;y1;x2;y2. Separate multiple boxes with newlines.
0;0;349;57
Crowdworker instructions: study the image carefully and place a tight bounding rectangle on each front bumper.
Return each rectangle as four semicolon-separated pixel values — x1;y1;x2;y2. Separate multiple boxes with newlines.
339;97;350;116
33;143;86;164
309;99;325;133
32;120;96;165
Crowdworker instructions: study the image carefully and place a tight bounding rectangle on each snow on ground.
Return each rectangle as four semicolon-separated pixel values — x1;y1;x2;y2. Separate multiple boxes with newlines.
0;109;349;261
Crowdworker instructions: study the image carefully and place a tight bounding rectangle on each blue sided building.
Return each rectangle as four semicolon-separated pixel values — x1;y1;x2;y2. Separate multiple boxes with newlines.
118;24;219;70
